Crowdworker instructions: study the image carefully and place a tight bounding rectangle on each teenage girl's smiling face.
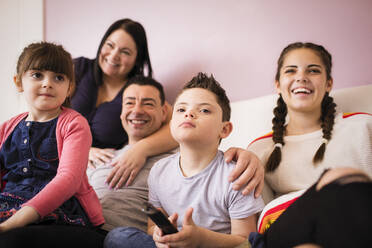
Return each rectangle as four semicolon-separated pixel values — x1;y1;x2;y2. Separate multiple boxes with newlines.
276;48;333;114
171;88;231;146
16;70;71;120
99;29;138;80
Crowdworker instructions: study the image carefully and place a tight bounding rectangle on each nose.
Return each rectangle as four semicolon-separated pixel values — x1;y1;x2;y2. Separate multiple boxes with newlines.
110;48;120;61
184;110;195;119
132;103;144;114
295;70;307;83
41;77;52;88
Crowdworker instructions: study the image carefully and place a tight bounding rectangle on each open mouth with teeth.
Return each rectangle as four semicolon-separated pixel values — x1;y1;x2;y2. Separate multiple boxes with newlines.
129;119;149;125
105;59;120;67
292;88;313;94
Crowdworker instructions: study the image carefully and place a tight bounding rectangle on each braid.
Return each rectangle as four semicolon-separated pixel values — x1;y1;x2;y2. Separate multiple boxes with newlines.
266;95;287;172
313;92;337;164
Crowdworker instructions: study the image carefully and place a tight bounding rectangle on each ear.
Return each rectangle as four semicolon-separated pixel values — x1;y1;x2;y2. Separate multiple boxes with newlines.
275;80;281;94
13;76;23;92
325;77;333;92
162;102;172;123
219;121;233;139
67;83;72;97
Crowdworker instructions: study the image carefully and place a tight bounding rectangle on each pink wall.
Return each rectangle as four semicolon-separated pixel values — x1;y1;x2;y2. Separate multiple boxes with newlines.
45;0;372;103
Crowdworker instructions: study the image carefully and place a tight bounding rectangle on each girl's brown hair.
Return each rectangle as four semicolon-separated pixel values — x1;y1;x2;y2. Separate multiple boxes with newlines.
266;42;336;173
16;42;75;107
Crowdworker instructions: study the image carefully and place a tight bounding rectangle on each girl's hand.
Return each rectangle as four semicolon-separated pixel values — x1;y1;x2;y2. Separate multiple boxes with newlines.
105;145;146;189
88;147;115;168
158;208;200;248
0;223;10;233
0;206;39;233
224;147;264;197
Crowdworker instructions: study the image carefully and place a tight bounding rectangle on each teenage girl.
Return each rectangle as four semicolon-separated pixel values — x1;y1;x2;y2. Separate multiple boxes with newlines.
249;42;372;196
0;42;105;247
245;42;372;247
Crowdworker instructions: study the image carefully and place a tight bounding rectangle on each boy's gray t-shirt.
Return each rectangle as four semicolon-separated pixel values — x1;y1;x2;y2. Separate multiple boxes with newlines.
148;150;265;234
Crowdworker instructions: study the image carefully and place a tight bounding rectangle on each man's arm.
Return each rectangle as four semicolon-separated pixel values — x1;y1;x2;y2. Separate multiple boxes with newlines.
106;102;178;188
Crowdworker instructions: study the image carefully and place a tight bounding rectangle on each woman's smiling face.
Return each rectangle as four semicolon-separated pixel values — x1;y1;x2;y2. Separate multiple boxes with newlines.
99;29;138;80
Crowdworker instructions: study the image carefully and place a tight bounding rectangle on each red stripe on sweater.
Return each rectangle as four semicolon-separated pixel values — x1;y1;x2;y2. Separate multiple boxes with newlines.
249;132;273;146
343;112;372;118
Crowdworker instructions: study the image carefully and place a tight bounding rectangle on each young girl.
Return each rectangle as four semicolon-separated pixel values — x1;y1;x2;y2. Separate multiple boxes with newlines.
0;42;105;247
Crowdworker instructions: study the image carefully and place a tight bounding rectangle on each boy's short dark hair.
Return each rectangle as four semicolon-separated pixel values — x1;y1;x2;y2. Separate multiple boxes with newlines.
123;75;165;105
181;72;231;121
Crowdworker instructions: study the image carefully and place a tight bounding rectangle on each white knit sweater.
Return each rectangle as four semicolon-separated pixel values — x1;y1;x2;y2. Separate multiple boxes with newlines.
248;112;372;196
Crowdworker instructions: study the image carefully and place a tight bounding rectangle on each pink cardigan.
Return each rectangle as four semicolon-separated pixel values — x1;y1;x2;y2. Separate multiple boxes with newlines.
0;107;104;226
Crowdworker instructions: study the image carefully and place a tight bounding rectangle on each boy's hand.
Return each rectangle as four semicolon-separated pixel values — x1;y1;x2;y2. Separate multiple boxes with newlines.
157;208;201;248
153;213;178;248
224;147;264;197
153;228;169;248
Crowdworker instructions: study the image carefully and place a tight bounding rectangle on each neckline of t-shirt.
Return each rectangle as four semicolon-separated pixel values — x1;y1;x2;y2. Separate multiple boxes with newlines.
176;150;222;181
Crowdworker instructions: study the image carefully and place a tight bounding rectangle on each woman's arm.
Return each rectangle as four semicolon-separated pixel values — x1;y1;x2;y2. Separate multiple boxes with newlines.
106;102;178;188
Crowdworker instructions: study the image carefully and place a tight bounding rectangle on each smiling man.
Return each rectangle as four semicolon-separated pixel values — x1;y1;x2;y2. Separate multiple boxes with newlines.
121;81;167;144
87;75;176;232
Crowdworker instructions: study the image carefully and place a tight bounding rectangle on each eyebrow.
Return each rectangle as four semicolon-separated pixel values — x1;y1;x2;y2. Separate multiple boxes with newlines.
284;64;322;69
307;64;322;68
106;39;134;52
120;47;133;53
175;102;214;107
123;96;157;103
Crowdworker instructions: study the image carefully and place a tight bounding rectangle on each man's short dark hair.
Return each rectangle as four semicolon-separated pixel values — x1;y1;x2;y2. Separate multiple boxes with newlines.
124;75;165;105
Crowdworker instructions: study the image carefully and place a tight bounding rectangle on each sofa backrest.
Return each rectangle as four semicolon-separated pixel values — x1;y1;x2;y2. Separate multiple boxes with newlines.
220;84;372;151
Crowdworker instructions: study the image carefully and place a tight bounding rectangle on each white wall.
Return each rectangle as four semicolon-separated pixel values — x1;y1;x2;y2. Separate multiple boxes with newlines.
0;0;43;122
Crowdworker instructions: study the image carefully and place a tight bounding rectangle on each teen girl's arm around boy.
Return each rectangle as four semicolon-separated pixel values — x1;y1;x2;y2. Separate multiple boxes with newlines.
150;207;259;248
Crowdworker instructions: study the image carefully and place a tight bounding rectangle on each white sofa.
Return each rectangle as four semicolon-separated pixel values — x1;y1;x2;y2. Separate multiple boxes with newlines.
220;84;372;151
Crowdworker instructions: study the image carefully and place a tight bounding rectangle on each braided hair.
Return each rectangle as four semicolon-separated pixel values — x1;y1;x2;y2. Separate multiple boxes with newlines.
266;95;287;172
266;42;336;173
313;92;337;163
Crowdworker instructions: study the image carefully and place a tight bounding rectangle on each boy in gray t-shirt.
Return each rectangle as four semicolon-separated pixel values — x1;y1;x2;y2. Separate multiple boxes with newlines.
104;73;264;248
148;150;264;235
